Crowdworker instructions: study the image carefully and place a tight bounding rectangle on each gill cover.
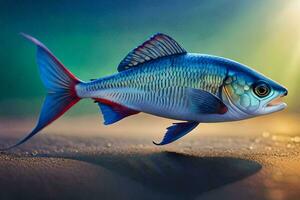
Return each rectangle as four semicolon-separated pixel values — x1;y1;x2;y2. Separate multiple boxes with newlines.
222;70;287;117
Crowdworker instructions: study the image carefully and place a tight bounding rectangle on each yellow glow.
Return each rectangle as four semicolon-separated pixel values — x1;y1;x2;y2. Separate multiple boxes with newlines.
273;1;300;106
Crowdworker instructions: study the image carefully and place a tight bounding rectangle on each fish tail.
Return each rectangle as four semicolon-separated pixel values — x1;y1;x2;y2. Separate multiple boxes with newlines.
0;33;82;150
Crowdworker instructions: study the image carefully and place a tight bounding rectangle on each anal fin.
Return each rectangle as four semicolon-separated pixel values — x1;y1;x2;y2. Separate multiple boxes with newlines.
94;98;140;125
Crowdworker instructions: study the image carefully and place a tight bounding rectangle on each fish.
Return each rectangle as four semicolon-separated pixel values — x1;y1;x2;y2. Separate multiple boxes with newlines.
1;33;288;150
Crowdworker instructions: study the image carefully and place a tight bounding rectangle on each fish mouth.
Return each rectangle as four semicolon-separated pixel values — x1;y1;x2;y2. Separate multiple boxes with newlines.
264;94;287;112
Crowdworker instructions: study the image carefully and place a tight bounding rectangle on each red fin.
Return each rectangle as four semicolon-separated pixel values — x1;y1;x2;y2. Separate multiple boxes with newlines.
94;98;140;125
117;33;187;72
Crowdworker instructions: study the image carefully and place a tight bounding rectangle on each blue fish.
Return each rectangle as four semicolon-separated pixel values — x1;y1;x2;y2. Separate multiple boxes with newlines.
1;33;288;149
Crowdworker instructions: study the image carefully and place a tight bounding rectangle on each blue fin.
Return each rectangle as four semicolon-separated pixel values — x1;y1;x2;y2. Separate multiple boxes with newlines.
95;99;140;125
187;88;228;114
118;33;187;72
0;33;81;151
153;121;199;145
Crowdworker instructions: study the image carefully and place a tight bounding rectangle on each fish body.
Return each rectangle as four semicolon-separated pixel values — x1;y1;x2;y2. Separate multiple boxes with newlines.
76;53;286;123
77;53;226;122
1;33;288;149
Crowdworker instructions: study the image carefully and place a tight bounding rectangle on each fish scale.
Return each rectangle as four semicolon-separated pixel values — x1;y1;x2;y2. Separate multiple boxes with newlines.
76;53;227;120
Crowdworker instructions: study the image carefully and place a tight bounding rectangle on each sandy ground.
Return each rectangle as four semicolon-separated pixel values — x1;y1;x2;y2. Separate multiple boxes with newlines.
0;112;300;200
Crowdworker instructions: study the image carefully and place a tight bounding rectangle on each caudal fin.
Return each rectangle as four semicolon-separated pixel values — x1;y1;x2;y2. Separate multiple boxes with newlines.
0;33;82;150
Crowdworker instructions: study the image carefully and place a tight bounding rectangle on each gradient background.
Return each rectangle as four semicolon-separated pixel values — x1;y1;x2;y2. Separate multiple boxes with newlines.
0;0;299;117
1;2;300;199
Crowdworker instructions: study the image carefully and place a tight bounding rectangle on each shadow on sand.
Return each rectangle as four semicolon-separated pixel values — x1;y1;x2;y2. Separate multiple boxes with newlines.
52;151;261;198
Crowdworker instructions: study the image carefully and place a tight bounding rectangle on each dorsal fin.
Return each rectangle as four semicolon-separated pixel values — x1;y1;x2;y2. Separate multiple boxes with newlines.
118;33;187;72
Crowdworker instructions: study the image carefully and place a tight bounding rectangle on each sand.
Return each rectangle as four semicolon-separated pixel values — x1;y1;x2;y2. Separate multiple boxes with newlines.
0;112;299;200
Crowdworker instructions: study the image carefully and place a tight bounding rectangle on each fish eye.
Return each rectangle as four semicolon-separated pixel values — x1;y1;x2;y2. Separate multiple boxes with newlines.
253;82;270;98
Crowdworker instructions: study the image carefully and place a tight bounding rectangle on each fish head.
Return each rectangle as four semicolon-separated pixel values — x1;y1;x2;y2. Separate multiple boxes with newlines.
222;67;288;118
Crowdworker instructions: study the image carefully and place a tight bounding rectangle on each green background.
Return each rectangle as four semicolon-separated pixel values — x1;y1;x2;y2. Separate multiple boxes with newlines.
1;0;299;116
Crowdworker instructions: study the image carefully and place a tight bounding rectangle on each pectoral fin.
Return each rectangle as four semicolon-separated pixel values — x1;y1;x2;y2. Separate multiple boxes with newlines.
187;88;228;114
153;121;199;145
